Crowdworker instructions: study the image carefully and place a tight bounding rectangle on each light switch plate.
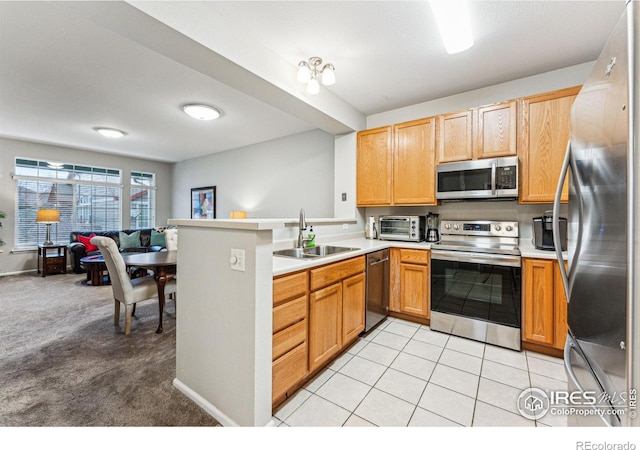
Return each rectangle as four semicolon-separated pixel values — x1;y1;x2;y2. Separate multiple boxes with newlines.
230;249;245;272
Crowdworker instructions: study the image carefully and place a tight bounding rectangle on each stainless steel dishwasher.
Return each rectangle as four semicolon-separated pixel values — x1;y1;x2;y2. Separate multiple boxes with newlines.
364;249;389;332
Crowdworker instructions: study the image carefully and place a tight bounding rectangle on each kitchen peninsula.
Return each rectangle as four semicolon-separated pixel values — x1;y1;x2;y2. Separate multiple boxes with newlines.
167;217;356;427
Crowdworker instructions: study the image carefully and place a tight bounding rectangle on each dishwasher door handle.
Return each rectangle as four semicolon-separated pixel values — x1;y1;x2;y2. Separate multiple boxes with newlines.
369;257;389;266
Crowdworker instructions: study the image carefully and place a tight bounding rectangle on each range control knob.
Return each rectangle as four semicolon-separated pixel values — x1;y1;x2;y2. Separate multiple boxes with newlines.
494;225;502;231
453;224;460;230
444;223;451;230
506;225;513;232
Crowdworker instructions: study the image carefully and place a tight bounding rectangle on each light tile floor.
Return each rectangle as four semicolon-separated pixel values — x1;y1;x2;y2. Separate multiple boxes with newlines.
273;317;568;427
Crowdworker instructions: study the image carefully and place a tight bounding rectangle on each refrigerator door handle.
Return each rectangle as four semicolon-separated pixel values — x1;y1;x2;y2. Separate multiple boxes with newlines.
553;140;583;302
564;335;618;427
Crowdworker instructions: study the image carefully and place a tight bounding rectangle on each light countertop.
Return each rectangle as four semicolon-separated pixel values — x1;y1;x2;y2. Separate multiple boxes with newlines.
273;237;433;276
273;236;567;276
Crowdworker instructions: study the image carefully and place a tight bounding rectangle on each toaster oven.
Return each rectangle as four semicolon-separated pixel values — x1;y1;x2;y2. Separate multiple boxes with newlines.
378;216;425;242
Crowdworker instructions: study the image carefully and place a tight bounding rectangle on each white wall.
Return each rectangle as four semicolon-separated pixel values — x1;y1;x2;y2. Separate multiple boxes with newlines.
172;129;335;221
367;62;594;128
0;137;173;275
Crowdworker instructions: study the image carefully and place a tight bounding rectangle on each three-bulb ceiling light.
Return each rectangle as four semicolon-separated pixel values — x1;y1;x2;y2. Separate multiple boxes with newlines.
297;57;335;95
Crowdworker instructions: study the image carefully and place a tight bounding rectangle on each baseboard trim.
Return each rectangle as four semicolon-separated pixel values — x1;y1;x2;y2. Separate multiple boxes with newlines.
172;378;275;427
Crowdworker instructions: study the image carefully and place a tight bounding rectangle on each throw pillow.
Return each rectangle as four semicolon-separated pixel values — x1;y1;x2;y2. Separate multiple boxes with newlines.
119;230;141;249
78;233;98;252
151;230;166;247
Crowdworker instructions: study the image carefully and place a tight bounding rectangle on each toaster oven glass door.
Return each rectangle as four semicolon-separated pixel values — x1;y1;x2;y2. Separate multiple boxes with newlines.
379;218;412;237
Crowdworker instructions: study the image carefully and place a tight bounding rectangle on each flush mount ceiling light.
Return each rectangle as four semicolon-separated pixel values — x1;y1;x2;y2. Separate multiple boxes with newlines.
297;57;335;95
93;127;127;138
182;104;221;121
429;0;474;54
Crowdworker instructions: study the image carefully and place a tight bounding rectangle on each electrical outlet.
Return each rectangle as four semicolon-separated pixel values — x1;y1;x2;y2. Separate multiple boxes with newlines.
230;249;245;272
343;224;348;230
341;193;347;201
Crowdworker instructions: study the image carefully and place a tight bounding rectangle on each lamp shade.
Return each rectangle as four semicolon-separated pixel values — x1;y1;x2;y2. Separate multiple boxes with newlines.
36;209;60;223
229;211;247;219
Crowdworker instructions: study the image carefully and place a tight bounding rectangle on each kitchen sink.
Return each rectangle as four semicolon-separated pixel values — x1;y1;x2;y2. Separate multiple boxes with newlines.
273;245;359;259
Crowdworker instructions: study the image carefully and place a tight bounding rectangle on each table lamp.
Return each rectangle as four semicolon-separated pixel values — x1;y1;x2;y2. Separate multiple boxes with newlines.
229;211;247;219
36;209;60;245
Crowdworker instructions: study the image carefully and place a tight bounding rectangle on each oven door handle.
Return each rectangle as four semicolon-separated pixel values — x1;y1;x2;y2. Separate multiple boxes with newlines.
431;249;521;267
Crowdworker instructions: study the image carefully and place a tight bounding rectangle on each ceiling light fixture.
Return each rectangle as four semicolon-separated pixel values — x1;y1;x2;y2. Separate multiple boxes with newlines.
94;127;127;139
429;0;474;54
182;104;221;121
297;57;335;95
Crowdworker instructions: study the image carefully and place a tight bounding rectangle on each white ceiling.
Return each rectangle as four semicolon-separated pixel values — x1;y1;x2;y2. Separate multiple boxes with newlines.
0;1;627;163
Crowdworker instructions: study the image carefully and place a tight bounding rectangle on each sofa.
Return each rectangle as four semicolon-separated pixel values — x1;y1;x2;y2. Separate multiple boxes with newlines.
68;228;167;273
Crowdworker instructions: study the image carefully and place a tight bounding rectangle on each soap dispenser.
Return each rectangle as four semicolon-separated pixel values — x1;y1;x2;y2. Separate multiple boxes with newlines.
306;226;316;247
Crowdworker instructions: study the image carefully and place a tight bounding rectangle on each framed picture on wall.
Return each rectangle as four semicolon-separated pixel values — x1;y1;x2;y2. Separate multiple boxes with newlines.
191;186;216;219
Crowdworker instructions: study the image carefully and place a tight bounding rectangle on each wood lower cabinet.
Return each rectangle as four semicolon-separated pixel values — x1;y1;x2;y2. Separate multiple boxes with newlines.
522;258;568;352
308;256;365;372
308;282;343;372
342;272;366;344
390;248;430;320
272;271;308;406
519;86;580;204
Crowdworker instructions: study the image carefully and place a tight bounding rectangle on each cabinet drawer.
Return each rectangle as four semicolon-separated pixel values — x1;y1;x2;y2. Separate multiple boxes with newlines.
273;271;308;306
272;342;308;403
272;319;307;361
273;295;307;334
310;256;365;291
399;249;429;265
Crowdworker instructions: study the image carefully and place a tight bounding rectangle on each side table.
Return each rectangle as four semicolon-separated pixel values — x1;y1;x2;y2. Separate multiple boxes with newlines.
80;255;110;286
37;244;68;277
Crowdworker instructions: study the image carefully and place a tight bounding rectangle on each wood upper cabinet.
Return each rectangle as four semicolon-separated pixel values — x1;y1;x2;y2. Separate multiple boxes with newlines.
438;101;517;163
475;101;517;159
393;117;437;205
356;126;392;206
519;86;581;204
522;258;568;351
437;110;473;163
390;248;430;319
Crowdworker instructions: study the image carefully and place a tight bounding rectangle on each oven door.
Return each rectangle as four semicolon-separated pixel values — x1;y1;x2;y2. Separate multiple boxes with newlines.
430;249;522;329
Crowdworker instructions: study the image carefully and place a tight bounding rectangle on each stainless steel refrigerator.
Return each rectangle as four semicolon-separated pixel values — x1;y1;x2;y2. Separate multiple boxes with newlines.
553;0;639;427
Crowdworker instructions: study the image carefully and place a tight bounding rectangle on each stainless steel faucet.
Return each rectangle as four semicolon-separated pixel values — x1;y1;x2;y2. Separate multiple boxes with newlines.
297;208;310;248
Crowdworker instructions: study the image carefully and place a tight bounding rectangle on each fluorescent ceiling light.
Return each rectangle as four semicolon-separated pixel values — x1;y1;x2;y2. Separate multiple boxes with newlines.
183;104;221;121
94;127;127;138
429;0;474;54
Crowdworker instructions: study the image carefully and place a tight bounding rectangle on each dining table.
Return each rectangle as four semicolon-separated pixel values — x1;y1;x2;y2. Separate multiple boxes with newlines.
122;250;177;334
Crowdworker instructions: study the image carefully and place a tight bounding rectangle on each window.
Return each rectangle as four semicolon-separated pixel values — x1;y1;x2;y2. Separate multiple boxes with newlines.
14;158;122;247
130;171;156;229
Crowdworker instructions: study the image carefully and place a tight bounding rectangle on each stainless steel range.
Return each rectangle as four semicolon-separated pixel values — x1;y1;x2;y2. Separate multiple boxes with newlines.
430;220;522;351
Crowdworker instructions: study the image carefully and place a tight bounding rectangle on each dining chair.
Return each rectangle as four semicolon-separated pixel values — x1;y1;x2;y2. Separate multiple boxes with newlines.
164;228;178;251
91;236;177;336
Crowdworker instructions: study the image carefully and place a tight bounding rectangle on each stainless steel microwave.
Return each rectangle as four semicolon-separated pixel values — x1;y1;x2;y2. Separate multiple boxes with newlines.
436;156;519;200
379;216;425;242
